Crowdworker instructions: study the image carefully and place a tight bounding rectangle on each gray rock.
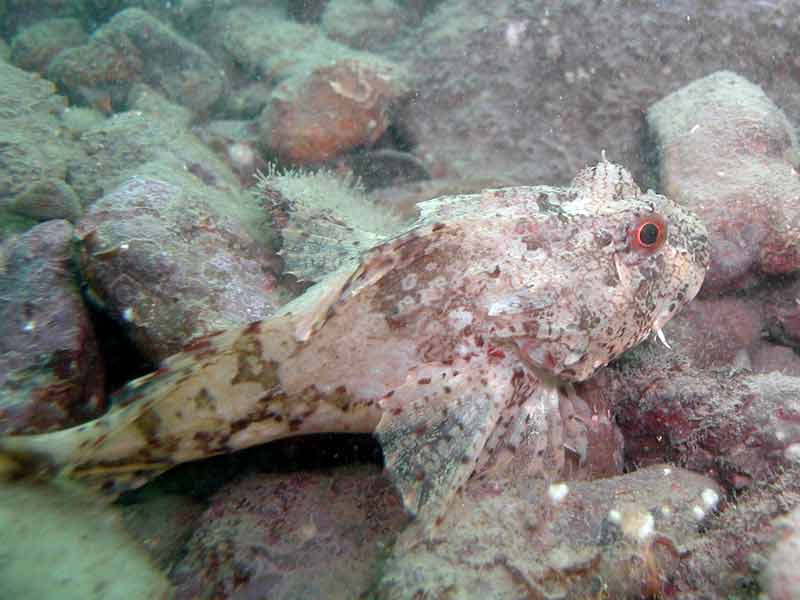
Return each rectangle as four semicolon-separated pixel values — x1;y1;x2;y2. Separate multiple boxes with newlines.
9;178;83;223
0;480;171;599
763;505;800;600
321;0;413;51
172;466;408;600
65;90;239;204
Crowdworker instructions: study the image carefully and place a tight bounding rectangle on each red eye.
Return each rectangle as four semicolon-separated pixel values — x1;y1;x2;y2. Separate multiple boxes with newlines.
629;215;667;253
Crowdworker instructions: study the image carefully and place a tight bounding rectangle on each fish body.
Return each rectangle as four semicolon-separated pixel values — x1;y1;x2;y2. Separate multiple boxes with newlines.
0;161;709;524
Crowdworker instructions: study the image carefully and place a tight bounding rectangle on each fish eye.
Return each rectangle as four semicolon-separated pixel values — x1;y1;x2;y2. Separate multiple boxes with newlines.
629;215;667;253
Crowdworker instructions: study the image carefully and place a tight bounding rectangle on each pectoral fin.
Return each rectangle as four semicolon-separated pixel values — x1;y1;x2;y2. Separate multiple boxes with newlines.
376;372;502;527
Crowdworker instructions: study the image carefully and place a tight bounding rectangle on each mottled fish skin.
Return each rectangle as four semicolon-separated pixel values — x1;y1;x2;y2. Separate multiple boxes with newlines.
0;161;709;526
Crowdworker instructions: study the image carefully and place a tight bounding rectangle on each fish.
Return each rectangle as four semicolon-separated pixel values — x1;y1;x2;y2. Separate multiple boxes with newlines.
0;160;709;527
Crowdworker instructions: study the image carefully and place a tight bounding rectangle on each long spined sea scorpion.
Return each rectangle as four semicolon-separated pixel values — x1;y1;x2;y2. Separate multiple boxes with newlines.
0;161;709;526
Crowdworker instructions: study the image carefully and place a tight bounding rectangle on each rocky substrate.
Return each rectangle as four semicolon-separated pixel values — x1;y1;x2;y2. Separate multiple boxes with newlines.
1;2;800;598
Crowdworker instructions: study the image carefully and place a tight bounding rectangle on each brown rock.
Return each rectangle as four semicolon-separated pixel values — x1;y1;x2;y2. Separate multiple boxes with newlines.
260;59;409;164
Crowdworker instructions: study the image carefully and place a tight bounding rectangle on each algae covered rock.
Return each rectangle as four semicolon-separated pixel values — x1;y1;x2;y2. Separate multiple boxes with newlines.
47;8;225;113
0;60;80;239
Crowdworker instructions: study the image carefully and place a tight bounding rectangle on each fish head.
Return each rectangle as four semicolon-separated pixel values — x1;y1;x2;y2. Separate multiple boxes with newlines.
484;161;710;381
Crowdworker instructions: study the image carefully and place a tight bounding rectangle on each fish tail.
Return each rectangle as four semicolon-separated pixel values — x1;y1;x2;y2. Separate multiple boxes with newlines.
0;430;76;482
0;428;164;497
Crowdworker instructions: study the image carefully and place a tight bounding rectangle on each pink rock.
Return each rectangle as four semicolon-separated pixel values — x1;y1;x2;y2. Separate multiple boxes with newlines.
611;361;800;492
751;342;800;376
646;71;800;294
76;177;283;362
663;295;763;370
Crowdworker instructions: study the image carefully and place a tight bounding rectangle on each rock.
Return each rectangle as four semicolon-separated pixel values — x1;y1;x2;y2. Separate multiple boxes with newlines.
259;58;409;164
607;355;800;492
345;148;431;191
0;220;104;434
47;8;225;113
218;81;272;119
377;465;722;599
217;6;340;81
763;505;800;600
64;94;236;204
0;60;79;239
0;480;171;599
764;277;800;350
257;167;408;282
120;487;205;571
0;0;99;36
662;295;764;370
671;468;800;597
396;0;800;185
10;17;87;73
214;6;409;164
8;178;83;223
76;175;282;362
646;71;800;294
751;342;800;377
321;0;412;51
172;466;408;600
127;82;193;130
287;0;329;22
192;119;266;187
